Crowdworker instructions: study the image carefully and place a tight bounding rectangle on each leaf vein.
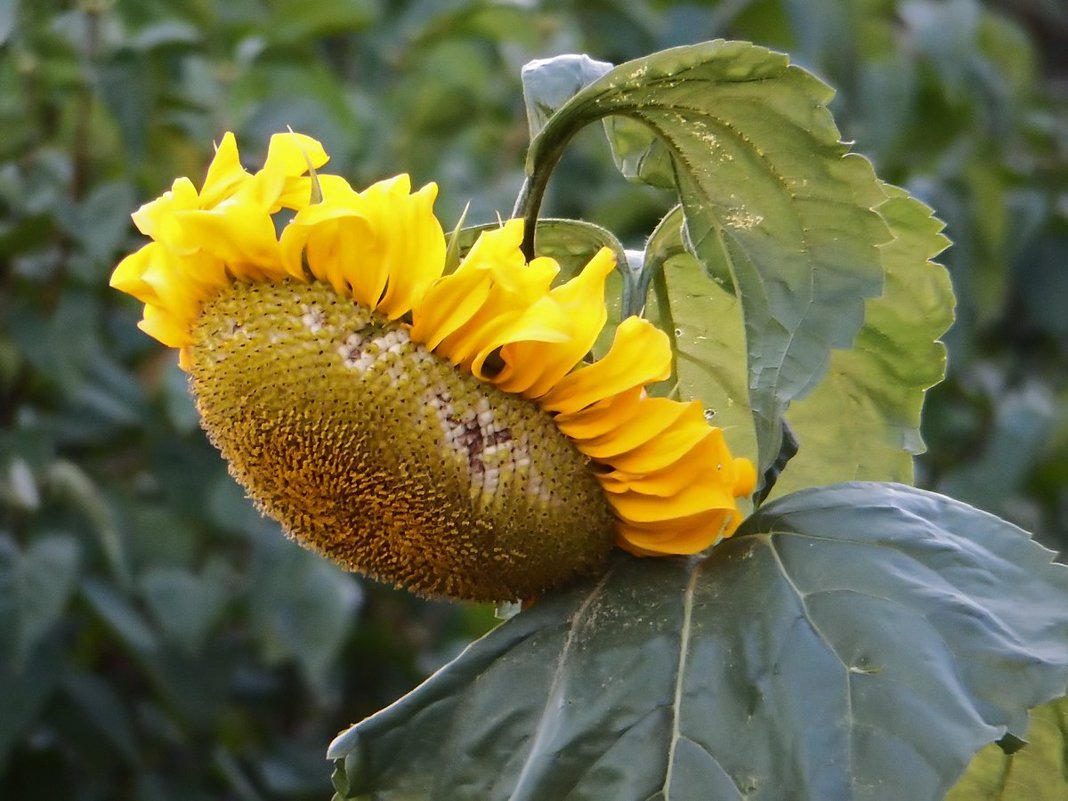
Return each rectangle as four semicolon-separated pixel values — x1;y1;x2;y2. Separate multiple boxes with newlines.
661;562;700;799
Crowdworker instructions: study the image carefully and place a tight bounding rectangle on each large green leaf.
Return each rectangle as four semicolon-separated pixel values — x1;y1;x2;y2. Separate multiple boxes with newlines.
328;484;1068;801
947;696;1068;801
640;186;952;499
521;40;892;480
768;185;953;497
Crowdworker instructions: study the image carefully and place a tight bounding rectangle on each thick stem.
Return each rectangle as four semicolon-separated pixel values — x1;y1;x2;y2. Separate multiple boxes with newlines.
511;122;584;261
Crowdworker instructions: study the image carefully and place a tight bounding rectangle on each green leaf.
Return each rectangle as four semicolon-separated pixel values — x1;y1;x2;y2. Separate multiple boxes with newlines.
61;670;140;764
523;40;893;481
642;205;757;469
329;484;1068;801
604;115;677;189
55;180;136;269
768;185;953;497
14;534;80;665
937;382;1056;514
0;629;64;771
642;188;952;499
947;696;1068;801
81;576;160;655
538;52;680;191
250;543;362;690
266;0;377;44
47;459;131;586
125;19;202;51
139;562;231;656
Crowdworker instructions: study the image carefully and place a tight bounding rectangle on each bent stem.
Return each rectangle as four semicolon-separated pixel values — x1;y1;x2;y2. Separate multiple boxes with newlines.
512;117;591;261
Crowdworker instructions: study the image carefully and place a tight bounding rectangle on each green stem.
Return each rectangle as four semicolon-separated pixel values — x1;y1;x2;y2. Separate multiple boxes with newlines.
650;264;681;400
511;117;589;261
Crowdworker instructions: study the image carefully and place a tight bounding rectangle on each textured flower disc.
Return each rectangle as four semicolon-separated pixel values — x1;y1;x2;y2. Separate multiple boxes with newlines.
191;279;618;601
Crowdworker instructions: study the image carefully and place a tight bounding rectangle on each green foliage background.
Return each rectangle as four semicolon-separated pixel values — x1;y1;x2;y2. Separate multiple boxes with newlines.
0;0;1065;798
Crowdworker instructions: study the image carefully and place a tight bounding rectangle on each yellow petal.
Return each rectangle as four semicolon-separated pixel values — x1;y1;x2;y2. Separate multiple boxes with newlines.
608;476;736;524
604;403;713;474
280;203;385;298
278;174;359;212
175;203;285;281
180;250;235;293
110;245;160;303
733;457;757;497
200;132;249;208
494;247;615;397
553;387;644;440
412;220;528;351
616;508;735;555
327;216;390;304
576;398;695;459
226;132;329;215
377;182;447;319
338;178;428;311
460;219;525;273
362;173;411;198
138;304;193;348
264;131;328;174
540;317;671;414
470;297;571;379
435;258;559;368
132;178;199;242
600;429;737;497
259;132;329;207
409;268;493;350
139;248;208;321
178;346;193;372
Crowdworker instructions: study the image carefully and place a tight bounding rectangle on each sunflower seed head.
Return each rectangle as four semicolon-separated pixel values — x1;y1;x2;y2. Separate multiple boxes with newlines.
189;279;617;601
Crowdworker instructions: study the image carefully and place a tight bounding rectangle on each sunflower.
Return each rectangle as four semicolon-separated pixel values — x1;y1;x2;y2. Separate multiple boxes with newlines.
111;131;756;601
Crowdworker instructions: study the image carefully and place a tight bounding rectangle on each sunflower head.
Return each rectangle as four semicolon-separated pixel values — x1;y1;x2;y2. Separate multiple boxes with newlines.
112;132;755;602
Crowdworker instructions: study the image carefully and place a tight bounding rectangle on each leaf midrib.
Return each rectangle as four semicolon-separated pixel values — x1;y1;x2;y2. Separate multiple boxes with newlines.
661;562;700;799
506;568;613;801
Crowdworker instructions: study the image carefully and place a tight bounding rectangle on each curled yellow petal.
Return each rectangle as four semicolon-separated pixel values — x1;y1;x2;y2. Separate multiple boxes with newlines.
494;247;616;397
601;430;738;498
138;304;192;348
575;398;695;459
376;182;446;318
434;255;559;369
200;133;248;208
409;268;494;350
616;508;736;556
553;387;644;440
256;132;330;211
110;245;160;304
174;203;286;281
540;316;672;414
733;456;758;497
605;403;714;474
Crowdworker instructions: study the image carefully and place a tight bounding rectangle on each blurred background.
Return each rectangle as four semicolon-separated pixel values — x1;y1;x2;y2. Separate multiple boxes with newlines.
1;0;1065;798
